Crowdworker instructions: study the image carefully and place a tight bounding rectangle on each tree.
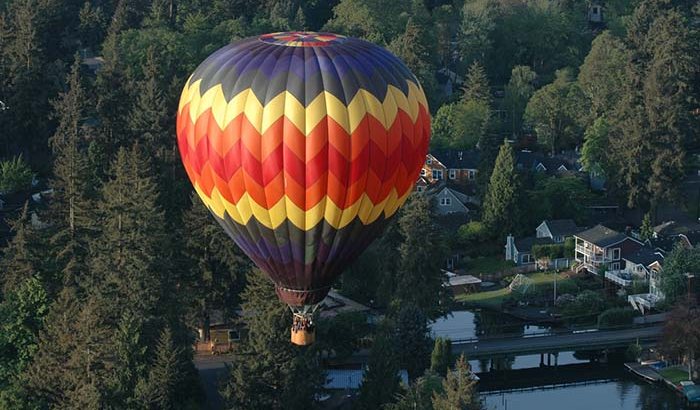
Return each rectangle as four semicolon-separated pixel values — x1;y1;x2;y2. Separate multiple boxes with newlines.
524;68;586;154
387;374;443;410
220;269;323;409
395;194;450;319
0;277;48;392
609;3;697;210
482;143;522;238
182;193;250;341
135;326;191;409
458;0;496;67
527;176;591;226
88;144;170;319
0;155;33;194
640;213;654;241
394;305;431;380
660;245;700;305
430;337;452;377
578;31;629;118
504;65;536;137
1;203;43;296
432;355;481;410
661;303;700;381
357;325;401;410
461;61;491;105
580;116;609;177
48;55;96;286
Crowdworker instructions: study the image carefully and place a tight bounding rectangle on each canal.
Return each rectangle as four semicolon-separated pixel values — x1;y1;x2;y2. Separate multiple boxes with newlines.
431;310;687;410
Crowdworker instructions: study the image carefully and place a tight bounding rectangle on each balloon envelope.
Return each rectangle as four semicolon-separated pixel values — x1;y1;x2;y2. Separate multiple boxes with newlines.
177;32;430;307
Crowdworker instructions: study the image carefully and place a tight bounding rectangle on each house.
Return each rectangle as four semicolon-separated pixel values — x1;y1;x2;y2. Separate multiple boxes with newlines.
605;246;665;288
515;150;582;176
506;219;581;267
444;271;482;295
421;150;480;185
415;176;430;193
627;259;666;314
574;225;644;275
431;186;471;216
505;235;554;265
421;153;448;184
536;219;580;243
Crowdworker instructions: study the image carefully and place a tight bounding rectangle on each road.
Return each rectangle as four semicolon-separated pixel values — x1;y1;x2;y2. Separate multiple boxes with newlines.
194;354;233;410
452;325;663;358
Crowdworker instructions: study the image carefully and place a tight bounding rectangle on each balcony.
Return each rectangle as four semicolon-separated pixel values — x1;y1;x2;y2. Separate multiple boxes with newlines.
605;270;634;287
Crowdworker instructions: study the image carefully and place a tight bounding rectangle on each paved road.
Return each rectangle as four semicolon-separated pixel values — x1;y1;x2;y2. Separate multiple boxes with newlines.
194;354;233;410
453;325;663;358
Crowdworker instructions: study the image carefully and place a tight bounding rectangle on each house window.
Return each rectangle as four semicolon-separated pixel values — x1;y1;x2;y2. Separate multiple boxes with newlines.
522;254;534;263
449;169;456;179
420;169;426;176
432;169;443;180
416;186;424;193
467;170;476;180
610;262;620;271
440;197;451;206
612;248;621;260
427;157;432;165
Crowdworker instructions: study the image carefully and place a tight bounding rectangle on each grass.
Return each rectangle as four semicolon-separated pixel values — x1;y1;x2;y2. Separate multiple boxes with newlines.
456;271;575;309
464;256;516;276
660;366;691;385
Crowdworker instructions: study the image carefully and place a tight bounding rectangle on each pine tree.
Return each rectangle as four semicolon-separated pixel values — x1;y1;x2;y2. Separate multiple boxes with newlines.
640;213;654;241
182;194;250;341
432;355;481;410
23;287;111;407
430;337;452;377
357;325;401;410
220;269;323;409
482;143;522;238
395;194;450;319
135;326;187;409
1;203;41;296
89;144;169;319
394;305;431;380
94;0;132;156
48;55;96;286
462;61;491;105
107;313;149;407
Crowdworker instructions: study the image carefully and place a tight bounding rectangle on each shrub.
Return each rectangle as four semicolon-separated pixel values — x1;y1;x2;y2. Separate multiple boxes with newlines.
0;155;33;194
597;307;635;329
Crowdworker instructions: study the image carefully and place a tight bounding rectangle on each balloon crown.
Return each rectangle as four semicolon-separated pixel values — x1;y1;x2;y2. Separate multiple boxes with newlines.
259;31;347;47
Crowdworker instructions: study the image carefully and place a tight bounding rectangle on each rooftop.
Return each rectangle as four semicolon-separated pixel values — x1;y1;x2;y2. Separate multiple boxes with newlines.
542;219;580;237
575;224;628;248
515;236;555;252
431;149;480;169
624;247;664;267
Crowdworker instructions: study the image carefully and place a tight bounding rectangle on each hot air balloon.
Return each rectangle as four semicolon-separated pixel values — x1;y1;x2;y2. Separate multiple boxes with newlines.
176;31;430;345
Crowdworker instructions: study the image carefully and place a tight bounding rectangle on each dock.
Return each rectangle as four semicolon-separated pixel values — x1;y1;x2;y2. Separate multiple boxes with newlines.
624;362;662;383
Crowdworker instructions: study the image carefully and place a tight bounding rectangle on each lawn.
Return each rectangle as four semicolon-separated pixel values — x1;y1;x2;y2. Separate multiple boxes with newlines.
456;271;575;310
464;256;516;276
660;367;691;385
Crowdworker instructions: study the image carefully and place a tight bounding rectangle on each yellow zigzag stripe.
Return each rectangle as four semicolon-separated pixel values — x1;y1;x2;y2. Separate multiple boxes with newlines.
178;79;429;136
195;185;412;231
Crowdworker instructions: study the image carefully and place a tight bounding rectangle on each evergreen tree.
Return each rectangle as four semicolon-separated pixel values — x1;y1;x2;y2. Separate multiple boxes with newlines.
394;305;431;380
504;65;536;137
220;269;323;409
357;325;401;410
462;61;491;105
640;213;654;241
183;194;250;341
89;144;170;319
135;326;189;409
1;203;41;296
48;55;95;286
386;375;441;410
107;313;149;407
482;143;522;238
430;337;452;377
23;287;110;408
395;194;450;319
580;116;609;177
432;355;481;410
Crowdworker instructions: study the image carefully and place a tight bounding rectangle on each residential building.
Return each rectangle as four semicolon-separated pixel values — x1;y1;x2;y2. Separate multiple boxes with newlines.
574;225;643;275
421;150;479;185
505;235;554;265
515;150;583;176
432;186;471;216
536;219;581;243
627;259;666;314
606;246;664;288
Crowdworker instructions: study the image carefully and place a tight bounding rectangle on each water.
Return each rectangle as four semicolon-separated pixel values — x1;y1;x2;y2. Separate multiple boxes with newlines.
430;311;688;410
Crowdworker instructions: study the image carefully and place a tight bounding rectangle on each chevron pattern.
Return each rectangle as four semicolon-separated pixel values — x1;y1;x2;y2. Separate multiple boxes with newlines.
177;32;430;306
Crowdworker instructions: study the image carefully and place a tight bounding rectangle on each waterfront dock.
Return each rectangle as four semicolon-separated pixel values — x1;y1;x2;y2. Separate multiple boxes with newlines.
624;362;662;383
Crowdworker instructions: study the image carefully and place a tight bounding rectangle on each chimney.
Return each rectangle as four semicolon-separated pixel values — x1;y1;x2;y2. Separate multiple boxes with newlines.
505;234;515;261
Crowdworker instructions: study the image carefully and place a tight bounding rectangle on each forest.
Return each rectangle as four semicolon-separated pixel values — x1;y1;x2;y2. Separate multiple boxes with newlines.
0;0;698;409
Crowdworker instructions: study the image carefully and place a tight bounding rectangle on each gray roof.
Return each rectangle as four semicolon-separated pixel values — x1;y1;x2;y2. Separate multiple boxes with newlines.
542;219;580;237
624;247;664;267
514;236;554;253
575;224;628;247
432;149;480;169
